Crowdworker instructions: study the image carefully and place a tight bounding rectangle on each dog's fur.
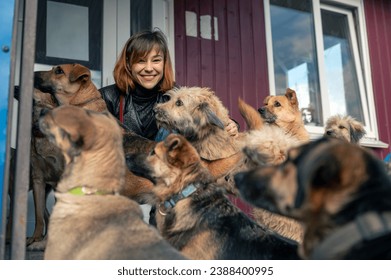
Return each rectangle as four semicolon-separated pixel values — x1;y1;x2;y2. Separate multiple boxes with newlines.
39;106;185;260
126;134;298;260
237;97;304;242
154;87;240;161
324;114;366;144
258;88;310;142
235;137;391;259
34;63;107;111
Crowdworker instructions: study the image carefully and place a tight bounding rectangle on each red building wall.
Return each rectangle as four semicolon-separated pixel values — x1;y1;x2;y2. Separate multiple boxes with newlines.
174;0;269;130
364;0;391;159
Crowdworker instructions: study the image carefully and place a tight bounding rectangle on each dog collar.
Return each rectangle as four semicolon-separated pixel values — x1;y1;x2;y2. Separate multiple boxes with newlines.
158;183;200;216
68;186;109;196
311;211;391;259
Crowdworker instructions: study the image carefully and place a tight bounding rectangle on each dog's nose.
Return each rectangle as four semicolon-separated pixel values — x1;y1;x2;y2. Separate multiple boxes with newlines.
326;130;333;136
258;107;265;115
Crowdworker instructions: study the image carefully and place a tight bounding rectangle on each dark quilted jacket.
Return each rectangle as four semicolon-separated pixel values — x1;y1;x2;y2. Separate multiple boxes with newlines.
99;84;165;140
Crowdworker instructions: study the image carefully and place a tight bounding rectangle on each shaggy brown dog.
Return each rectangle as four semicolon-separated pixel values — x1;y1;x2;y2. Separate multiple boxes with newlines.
235;137;391;259
258;88;310;142
324;114;366;144
154;87;240;160
34;63;107;111
237;98;304;243
39;106;185;260
126;134;299;260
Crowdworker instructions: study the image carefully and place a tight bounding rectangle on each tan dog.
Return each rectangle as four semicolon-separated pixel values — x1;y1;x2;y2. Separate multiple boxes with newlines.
237;98;304;242
154;87;240;160
126;134;299;260
34;63;107;111
324;114;366;144
258;88;310;142
234;137;391;259
39;106;185;260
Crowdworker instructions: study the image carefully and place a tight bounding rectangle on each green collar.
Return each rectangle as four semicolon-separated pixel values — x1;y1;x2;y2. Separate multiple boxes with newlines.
68;186;108;196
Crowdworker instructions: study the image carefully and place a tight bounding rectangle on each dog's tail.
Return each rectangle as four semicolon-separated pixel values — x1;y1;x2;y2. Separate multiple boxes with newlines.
238;98;263;130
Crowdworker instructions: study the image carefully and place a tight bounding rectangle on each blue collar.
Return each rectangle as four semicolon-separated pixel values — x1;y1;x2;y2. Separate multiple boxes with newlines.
158;183;200;215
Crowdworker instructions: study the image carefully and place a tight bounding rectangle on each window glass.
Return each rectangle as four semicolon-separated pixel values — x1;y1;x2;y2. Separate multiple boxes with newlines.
322;9;364;123
270;0;323;126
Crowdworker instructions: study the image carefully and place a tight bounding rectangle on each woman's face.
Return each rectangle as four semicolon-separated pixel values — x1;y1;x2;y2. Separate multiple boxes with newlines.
131;48;164;90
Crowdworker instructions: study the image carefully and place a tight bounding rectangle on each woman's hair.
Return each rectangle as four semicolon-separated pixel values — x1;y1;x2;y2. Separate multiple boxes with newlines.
113;29;175;93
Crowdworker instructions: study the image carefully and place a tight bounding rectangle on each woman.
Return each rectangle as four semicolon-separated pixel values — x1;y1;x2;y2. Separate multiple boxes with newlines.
99;29;238;140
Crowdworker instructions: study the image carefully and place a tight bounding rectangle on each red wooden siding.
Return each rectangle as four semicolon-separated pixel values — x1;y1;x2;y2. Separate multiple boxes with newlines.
364;0;391;159
174;0;269;130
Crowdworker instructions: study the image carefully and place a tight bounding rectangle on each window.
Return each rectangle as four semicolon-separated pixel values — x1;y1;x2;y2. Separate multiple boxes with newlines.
264;0;379;142
35;0;103;71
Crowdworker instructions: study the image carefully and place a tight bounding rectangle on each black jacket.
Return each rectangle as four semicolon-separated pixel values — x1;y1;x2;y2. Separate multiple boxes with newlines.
99;84;165;140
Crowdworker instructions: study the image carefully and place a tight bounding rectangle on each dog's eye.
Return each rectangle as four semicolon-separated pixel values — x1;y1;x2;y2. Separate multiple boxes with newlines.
175;99;183;106
54;68;64;75
274;101;281;107
338;125;346;130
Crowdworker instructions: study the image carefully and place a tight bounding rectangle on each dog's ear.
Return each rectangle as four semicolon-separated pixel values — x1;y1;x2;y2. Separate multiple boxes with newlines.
69;64;91;83
285;88;298;108
198;102;225;130
349;119;366;143
165;135;182;151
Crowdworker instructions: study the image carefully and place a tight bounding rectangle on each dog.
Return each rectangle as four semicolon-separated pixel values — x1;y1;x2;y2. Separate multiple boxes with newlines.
16;64;107;249
34;63;107;111
258;88;310;142
234;137;391;259
7;89;64;250
324;114;366;144
154;87;240;161
126;133;299;260
39;105;185;260
237;97;304;242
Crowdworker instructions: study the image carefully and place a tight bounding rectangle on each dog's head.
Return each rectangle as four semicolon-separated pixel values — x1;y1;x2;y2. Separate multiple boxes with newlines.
126;134;213;199
258;88;302;128
324;115;366;144
34;64;92;105
235;137;383;219
39;105;124;193
154;87;230;141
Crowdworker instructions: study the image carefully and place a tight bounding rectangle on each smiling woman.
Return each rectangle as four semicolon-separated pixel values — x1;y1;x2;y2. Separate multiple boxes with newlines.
99;30;175;140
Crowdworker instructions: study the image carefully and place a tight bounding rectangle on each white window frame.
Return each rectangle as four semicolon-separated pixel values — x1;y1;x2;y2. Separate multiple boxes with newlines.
264;0;387;148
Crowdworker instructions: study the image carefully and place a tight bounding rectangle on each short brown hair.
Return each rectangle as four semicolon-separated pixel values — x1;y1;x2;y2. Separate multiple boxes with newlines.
113;30;175;93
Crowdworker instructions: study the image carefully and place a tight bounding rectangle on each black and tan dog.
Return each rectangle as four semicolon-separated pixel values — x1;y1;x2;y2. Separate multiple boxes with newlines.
7;89;64;250
234;137;391;259
39;105;185;260
126;134;298;260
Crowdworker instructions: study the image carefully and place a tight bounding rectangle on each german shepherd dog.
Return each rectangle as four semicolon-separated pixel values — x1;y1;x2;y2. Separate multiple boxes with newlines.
39;106;185;260
126;134;299;260
234;137;391;259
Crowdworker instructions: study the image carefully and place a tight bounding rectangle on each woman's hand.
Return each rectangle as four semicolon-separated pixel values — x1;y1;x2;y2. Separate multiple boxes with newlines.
225;119;239;138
